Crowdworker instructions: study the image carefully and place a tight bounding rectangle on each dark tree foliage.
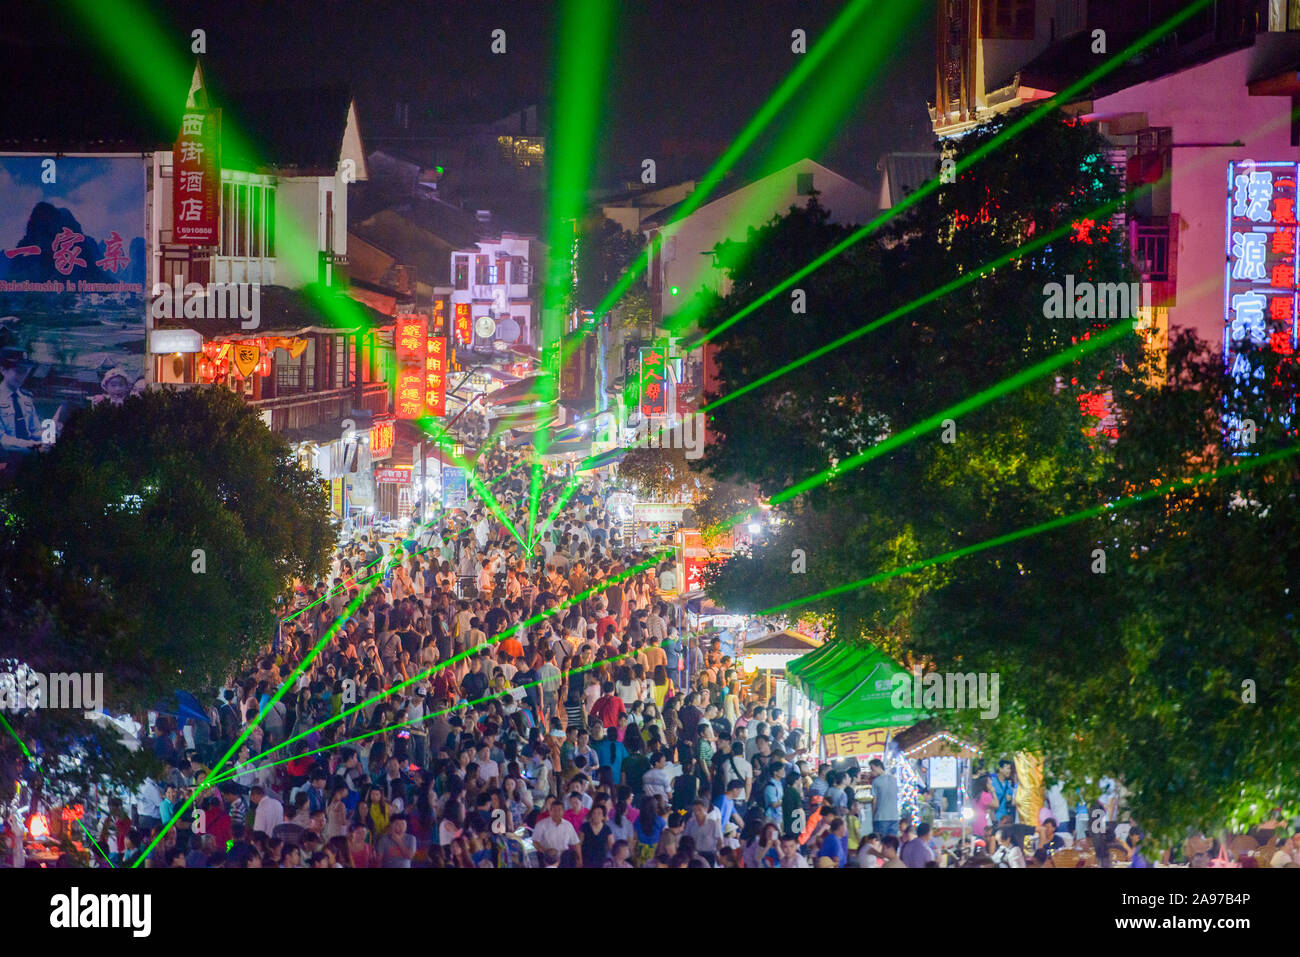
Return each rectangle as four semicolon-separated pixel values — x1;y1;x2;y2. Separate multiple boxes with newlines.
572;216;643;314
0;386;333;801
694;106;1300;840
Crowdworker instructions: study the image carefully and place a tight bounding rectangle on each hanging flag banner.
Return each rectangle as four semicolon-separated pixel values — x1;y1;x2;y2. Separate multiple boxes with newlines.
231;341;260;378
425;336;447;417
172;108;221;245
394;314;427;419
640;341;668;417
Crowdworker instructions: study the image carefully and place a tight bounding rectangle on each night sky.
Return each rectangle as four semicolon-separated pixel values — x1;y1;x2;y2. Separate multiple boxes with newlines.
9;0;937;194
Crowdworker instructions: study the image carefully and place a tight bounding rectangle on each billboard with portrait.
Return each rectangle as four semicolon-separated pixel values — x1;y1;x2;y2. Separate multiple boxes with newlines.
0;155;147;455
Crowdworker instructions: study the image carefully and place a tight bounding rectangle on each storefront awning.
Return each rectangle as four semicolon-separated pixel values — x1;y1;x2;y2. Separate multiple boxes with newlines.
486;373;555;405
787;639;929;736
744;628;821;655
488;407;560;432
582;446;627;469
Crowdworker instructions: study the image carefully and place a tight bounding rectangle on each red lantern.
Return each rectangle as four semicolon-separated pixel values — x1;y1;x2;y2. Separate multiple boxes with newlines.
257;354;272;377
197;355;215;381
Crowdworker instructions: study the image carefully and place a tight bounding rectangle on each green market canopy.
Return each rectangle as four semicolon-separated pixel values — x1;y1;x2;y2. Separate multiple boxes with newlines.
786;639;930;736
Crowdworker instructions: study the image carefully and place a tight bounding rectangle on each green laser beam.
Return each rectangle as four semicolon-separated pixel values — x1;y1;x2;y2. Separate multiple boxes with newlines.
704;318;1139;537
529;477;582;550
423;420;530;552
615;91;1300;458
701;196;1142;414
532;0;616;540
77;817;115;868
198;654;631;791
419;418;520;542
0;711;31;759
133;557;395;865
693;0;1212;350
565;0;915;369
605;179;1158;459
218;555;662;774
757;443;1300;617
585;0;892;328
69;0;388;342
282;552;390;622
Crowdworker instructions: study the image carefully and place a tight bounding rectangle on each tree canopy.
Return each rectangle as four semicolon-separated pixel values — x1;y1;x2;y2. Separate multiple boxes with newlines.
694;106;1300;841
0;385;333;802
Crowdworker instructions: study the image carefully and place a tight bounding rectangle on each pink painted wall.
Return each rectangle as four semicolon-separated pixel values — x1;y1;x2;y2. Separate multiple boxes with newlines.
1093;34;1300;356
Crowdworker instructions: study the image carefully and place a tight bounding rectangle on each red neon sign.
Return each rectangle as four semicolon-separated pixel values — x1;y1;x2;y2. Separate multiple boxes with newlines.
394;314;427;419
426;336;447;417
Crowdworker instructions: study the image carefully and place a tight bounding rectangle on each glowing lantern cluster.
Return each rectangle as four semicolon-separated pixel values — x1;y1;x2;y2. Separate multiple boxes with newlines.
196;337;308;381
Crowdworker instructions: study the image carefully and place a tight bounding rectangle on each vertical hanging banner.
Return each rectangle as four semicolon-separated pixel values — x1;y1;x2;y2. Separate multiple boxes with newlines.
370;417;395;459
454;302;473;347
173;108;221;245
640;340;668;417
433;297;448;338
441;466;468;509
1224;160;1299;447
394;314;427;419
425;335;447;417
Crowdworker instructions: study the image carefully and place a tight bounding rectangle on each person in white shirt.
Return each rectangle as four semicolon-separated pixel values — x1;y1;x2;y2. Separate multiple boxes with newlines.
1042;781;1070;828
780;833;810;868
477;745;500;786
531;798;581;861
641;750;674;800
992;828;1026;868
136;777;164;828
250;786;285;836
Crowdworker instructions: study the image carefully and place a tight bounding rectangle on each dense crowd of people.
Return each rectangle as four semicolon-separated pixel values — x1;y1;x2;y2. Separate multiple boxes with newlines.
74;445;877;868
14;442;1291;870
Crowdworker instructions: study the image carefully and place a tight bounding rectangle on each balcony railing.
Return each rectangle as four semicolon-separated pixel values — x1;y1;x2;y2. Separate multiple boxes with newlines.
1133;225;1170;282
1130;214;1180;308
250;383;388;432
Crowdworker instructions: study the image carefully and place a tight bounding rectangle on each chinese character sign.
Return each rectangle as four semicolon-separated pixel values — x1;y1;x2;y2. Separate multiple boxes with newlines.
640;342;668;417
454;302;473;346
1225;161;1299;446
441;467;468;509
394;314;428;419
370;419;395;459
433;297;448;338
172;109;221;245
425;336;447;417
681;554;723;592
231;342;260;378
0;156;147;417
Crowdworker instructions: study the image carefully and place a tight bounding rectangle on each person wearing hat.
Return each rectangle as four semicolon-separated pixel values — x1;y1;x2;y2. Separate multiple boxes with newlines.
91;366;135;406
0;347;44;451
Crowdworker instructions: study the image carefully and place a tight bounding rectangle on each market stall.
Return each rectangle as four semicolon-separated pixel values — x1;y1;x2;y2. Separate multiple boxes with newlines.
786;639;932;816
739;628;822;732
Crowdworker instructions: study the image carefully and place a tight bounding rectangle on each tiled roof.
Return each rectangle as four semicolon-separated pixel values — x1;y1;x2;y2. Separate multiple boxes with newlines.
879;153;940;208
